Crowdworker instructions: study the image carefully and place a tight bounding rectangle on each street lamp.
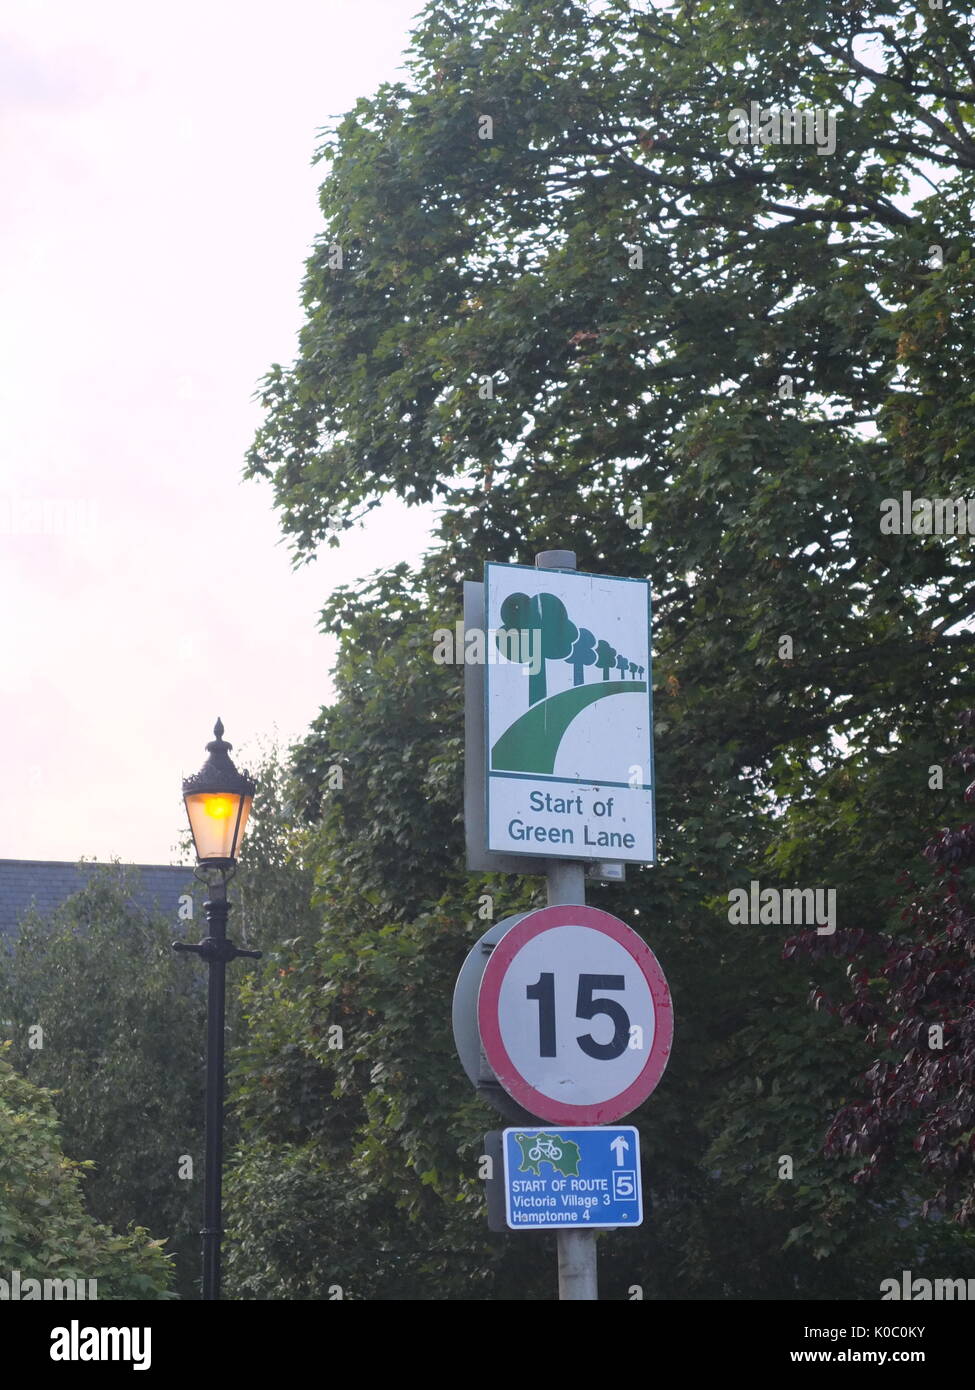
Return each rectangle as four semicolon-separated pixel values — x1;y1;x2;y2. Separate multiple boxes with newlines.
174;718;260;1301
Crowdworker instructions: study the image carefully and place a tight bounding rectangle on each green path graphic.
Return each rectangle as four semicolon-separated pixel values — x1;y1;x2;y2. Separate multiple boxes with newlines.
491;681;647;774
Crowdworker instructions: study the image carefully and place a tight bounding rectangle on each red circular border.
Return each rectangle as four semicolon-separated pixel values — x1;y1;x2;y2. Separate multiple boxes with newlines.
477;904;674;1124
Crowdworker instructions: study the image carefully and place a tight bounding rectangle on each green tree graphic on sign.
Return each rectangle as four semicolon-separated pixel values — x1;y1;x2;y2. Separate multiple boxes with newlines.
565;627;597;686
498;590;578;706
594;639;617;682
490;591;648;773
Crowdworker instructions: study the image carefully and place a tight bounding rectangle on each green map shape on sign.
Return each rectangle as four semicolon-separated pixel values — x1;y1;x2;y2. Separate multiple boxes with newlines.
514;1132;582;1178
491;681;647;774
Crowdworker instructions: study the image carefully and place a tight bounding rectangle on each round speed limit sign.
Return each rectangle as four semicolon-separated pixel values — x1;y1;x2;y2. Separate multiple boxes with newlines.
477;904;673;1124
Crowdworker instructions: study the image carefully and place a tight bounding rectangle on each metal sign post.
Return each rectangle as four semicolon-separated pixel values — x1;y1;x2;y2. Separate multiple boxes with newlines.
539;551;596;1302
545;846;597;1300
456;546;670;1302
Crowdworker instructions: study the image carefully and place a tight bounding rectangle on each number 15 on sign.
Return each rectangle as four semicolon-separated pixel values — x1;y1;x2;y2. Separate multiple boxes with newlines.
478;905;674;1125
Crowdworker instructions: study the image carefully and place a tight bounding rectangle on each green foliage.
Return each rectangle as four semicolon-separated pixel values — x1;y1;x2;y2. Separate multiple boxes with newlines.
0;757;313;1301
0;1045;174;1299
0;867;205;1298
224;552;947;1296
232;744;321;956
230;0;975;1297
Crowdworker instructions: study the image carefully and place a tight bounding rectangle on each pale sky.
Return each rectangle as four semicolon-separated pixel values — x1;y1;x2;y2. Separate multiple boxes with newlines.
0;1;437;863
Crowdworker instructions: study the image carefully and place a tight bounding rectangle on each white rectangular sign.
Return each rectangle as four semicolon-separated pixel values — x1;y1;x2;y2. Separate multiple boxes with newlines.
484;563;655;864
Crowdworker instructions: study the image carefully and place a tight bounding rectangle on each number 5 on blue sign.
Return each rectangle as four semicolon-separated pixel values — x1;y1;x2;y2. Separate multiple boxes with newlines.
613;1171;637;1200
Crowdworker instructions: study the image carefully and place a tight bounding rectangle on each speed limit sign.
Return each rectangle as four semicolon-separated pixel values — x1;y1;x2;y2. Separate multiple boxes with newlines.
477;904;673;1124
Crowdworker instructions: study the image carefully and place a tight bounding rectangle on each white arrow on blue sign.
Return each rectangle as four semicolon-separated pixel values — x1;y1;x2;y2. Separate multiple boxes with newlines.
502;1125;642;1230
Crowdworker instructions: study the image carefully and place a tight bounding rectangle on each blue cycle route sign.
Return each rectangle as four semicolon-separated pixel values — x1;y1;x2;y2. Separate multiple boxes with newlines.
502;1125;642;1230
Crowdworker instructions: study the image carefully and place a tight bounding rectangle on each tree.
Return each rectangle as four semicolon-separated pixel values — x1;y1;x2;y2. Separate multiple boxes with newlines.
787;711;975;1225
565;626;597;686
0;1047;174;1299
534;593;578;702
0;757;316;1301
225;569;555;1299
236;0;975;1295
594;639;616;682
247;0;972;788
0;867;208;1299
226;565;965;1299
498;590;577;705
231;743;321;958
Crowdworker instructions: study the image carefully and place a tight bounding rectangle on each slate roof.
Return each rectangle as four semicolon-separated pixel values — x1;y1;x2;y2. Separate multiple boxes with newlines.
0;860;200;942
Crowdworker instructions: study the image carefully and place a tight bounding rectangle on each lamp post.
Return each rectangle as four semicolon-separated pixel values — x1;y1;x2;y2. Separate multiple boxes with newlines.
174;718;260;1301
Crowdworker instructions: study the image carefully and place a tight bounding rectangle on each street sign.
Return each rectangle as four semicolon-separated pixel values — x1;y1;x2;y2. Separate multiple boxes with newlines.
477;904;673;1124
502;1125;643;1230
484;562;654;864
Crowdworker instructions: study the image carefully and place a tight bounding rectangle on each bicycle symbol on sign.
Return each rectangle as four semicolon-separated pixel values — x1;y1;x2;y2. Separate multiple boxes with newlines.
528;1136;562;1163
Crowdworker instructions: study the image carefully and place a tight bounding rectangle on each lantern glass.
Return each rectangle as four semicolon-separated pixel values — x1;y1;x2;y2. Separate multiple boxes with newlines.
184;791;252;864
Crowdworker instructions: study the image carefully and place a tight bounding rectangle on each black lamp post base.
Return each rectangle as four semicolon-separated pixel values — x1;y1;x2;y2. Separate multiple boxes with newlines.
173;887;260;1301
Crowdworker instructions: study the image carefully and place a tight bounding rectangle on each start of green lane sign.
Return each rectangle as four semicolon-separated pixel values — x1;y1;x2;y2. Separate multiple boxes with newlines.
484;562;655;865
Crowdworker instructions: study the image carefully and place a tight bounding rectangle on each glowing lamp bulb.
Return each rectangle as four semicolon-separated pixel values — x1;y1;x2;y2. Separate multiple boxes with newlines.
183;720;255;864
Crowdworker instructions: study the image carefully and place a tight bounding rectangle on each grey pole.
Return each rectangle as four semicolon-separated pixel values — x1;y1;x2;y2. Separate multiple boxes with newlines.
536;548;599;1302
